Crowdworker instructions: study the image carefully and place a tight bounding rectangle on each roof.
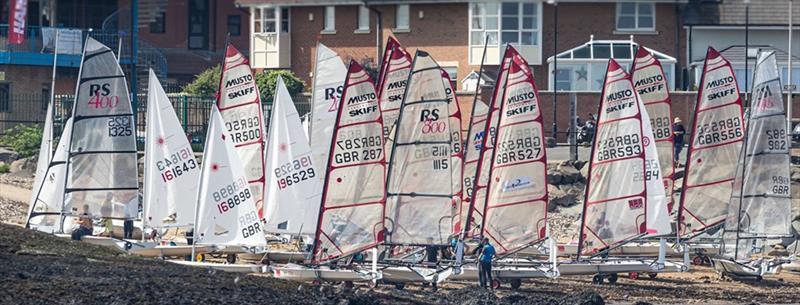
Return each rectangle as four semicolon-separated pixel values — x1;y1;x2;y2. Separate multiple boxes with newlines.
689;45;800;66
684;0;800;26
546;36;676;63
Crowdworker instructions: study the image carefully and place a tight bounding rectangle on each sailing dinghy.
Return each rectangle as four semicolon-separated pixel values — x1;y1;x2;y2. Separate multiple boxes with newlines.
459;99;489;237
377;37;413;169
27;117;70;233
678;47;745;238
216;45;267;218
193;106;267;251
143;69;199;230
263;76;323;236
63;37;139;221
442;70;464;235
712;50;793;278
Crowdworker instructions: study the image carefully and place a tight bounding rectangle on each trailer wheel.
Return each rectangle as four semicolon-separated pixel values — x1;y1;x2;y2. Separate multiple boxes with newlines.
607;273;618;284
394;282;406;290
628;272;639;280
491;279;502;290
226;253;237;264
510;279;522;290
648;272;658;279
367;280;378;289
592;274;603;284
692;255;704;265
196;253;206;262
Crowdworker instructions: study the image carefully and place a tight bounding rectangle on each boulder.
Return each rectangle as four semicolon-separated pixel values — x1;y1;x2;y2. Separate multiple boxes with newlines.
573;160;587;171
9;157;34;174
560;182;585;198
546;169;562;185
0;148;18;163
792;166;800;182
548;184;579;208
580;163;590;181
556;163;582;184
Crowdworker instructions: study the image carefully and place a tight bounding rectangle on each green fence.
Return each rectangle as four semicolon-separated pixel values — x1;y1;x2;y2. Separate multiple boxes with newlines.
0;93;312;150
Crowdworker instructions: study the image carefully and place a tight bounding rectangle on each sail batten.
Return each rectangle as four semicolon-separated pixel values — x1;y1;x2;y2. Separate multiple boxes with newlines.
678;47;745;236
312;61;386;264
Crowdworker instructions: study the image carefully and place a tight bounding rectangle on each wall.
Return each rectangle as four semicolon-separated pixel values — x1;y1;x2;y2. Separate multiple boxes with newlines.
687;28;800;65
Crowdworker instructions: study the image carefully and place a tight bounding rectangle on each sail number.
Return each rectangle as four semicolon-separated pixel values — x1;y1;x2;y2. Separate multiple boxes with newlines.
238;211;262;238
415;145;450;170
695;117;742;146
650;116;671;139
158;147;197;182
107;116;132;137
772;175;790;195
214;177;250;214
766;129;787;150
225;116;261;144
596;134;642;161
334;135;383;164
495;133;542;165
275;155;316;189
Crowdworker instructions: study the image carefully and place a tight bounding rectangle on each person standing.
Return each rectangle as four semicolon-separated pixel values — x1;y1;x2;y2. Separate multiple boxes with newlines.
472;237;496;289
672;117;686;167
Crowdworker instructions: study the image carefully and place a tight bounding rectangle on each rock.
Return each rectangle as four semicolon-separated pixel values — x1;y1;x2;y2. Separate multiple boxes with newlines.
792;166;800;182
556;163;582;184
547;169;562;185
549;184;578;208
9;157;35;174
0;148;19;163
546;137;556;148
580;163;590;180
673;168;685;180
560;182;586;198
573;160;587;170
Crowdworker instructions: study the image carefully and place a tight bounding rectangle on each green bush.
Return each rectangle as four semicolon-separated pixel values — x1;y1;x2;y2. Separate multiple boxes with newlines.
182;65;221;96
0;163;9;174
256;70;306;103
0;124;43;158
182;66;306;103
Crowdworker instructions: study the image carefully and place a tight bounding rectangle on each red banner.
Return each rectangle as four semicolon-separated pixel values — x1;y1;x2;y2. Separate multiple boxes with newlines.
8;0;28;45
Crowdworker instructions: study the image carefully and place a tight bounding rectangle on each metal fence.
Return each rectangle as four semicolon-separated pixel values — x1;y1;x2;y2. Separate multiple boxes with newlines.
0;93;312;150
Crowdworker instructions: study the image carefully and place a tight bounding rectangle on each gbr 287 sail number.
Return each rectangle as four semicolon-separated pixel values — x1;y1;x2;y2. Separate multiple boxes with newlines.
334;135;383;163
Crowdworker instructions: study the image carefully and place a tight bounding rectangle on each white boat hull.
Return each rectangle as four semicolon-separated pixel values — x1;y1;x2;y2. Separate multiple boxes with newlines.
169;260;266;273
272;264;378;282
130;245;212;258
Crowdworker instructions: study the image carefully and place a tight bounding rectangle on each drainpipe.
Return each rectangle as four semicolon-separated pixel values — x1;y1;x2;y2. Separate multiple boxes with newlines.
549;0;558;140
674;0;681;89
366;2;383;68
131;0;138;111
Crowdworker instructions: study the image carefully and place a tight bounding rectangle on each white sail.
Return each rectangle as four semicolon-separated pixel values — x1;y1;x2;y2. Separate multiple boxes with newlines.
579;59;648;256
679;47;745;236
309;43;347;179
217;45;267;218
442;69;464;235
301;113;311;140
312;61;386;263
385;51;457;245
27;100;55;225
722;50;792;260
194;106;266;247
263;77;323;235
143;69;200;228
639;89;670;235
467;46;517;237
632;47;676;213
377;37;413;169
27;119;72;232
480;52;549;254
460;100;489;236
64;37;138;219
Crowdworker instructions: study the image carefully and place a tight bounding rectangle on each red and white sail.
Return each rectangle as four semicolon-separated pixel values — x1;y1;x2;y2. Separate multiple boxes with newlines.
263;77;323;235
678;47;745;236
312;61;386;263
216;45;267;218
479;52;548;254
384;51;459;245
194;106;266;247
459;100;489;237
442;69;465;235
579;59;648;256
309;43;347;177
632;47;676;213
466;46;518;237
377;37;413;167
722;50;792;260
64;37;138;219
143;69;200;228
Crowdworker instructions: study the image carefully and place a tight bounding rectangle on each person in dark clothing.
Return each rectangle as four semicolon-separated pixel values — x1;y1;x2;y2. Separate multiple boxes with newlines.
472;237;496;289
672;117;686;167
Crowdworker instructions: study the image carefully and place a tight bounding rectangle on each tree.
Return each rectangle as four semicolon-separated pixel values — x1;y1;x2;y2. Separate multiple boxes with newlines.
256;70;306;103
182;65;221;96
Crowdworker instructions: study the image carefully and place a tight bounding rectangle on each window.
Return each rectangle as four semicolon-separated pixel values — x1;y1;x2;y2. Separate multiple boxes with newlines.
734;68;754;92
41;85;50;111
781;67;800;90
324;6;335;32
616;2;655;31
281;8;290;33
227;15;241;36
442;66;458;90
396;4;409;30
358;6;370;31
470;2;539;46
0;83;9;113
149;12;165;34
